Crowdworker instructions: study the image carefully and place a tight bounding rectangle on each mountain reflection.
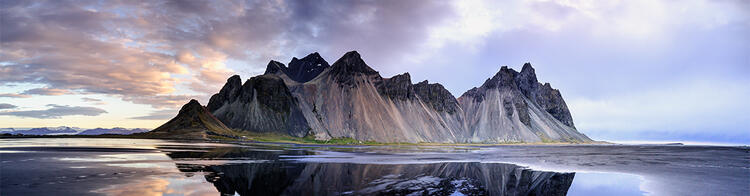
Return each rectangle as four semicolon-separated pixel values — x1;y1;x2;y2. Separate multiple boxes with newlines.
163;146;575;196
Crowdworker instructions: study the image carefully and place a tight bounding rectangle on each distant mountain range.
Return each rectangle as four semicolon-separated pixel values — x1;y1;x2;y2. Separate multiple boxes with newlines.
1;126;148;135
77;127;150;135
151;51;592;143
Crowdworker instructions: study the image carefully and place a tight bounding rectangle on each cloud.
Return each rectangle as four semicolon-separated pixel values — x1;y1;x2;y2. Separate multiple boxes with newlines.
81;97;106;105
0;103;17;110
0;0;457;109
122;94;193;109
569;79;750;133
0;87;70;98
279;0;457;72
0;93;31;98
0;104;107;119
81;97;101;102
21;87;70;96
1;1;202;108
129;109;177;120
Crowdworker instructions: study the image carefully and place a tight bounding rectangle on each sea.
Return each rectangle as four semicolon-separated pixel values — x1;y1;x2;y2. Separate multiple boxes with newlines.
1;138;748;195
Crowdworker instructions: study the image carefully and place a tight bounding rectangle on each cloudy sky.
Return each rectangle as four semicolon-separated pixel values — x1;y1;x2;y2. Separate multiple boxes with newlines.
1;0;748;144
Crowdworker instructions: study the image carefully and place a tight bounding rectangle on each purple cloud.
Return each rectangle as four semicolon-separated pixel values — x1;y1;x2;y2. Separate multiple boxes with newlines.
0;103;17;110
0;104;107;119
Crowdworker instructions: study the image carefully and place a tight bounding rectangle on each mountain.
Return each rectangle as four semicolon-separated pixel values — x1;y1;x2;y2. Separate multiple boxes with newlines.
77;127;149;135
1;127;148;136
458;64;590;142
264;52;330;83
144;99;237;139
3;126;80;135
291;51;466;142
207;74;310;137
201;51;591;143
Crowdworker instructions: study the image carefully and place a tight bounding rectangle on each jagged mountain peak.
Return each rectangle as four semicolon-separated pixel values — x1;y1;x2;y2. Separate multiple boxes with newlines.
285;52;330;83
182;99;202;110
327;51;380;86
207;75;243;112
374;73;460;114
459;63;581;132
290;52;324;64
226;75;241;84
390;72;411;81
481;65;519;90
414;80;450;93
517;63;539;99
478;64;540;92
264;60;287;75
521;62;534;73
341;50;360;59
413;80;460;114
330;51;378;76
518;63;538;82
377;72;415;100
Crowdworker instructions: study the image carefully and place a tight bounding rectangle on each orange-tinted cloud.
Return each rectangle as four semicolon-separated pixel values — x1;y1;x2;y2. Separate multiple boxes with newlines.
0;93;31;98
0;0;455;110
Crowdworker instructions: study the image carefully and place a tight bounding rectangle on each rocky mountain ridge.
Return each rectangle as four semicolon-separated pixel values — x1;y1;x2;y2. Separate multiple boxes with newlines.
159;51;590;143
458;64;589;142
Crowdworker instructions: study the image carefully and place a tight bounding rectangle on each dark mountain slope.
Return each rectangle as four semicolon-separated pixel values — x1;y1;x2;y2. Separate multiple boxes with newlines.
208;75;310;137
145;99;237;139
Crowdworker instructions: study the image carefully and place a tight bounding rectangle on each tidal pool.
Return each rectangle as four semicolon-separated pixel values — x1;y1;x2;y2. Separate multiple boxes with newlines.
0;138;747;195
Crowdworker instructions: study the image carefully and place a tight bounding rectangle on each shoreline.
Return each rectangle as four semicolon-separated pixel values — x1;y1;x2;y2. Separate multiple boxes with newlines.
0;133;613;146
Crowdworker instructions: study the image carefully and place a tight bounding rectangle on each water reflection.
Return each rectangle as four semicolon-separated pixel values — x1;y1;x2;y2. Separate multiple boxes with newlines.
2;139;667;196
94;173;220;196
567;172;646;196
163;146;575;196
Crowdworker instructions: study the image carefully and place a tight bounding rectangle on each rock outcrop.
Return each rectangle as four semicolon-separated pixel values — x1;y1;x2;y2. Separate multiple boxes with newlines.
208;75;309;137
286;52;331;83
414;80;460;114
517;63;576;128
458;65;590;142
263;53;331;83
198;51;591;143
145;99;236;139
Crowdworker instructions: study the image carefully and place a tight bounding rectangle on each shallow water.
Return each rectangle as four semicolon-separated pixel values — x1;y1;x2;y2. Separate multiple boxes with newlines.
0;138;747;195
